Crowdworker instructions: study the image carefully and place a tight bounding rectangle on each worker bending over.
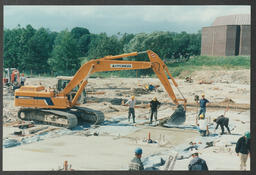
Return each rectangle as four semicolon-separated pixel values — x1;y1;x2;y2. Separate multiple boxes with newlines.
125;96;136;123
213;115;231;135
149;97;161;124
129;147;144;171
197;94;209;118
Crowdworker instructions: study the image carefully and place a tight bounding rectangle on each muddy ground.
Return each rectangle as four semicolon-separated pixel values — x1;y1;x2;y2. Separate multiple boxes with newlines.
2;69;250;170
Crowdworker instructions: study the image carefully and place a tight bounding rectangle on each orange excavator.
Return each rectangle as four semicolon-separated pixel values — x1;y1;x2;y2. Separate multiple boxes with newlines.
14;50;187;129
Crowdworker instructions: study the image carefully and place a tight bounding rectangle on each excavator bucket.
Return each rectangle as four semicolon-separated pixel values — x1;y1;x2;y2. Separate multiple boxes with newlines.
166;105;186;125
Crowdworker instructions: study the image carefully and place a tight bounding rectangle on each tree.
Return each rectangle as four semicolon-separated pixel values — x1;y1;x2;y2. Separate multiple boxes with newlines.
48;30;79;75
71;27;91;57
87;33;122;59
71;27;90;39
25;28;55;74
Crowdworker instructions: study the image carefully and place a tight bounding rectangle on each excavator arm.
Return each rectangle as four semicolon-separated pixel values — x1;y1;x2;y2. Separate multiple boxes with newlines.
62;50;186;109
14;50;187;128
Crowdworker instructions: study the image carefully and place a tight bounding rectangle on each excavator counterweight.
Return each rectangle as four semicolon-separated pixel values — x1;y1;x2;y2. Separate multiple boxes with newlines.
14;50;187;128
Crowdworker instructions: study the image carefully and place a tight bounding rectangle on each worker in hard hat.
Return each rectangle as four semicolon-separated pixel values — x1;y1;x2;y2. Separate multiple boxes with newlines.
129;147;144;171
235;131;250;170
149;97;161;124
188;150;208;171
197;114;208;137
125;96;136;123
197;94;209;119
20;73;26;86
213;115;231;135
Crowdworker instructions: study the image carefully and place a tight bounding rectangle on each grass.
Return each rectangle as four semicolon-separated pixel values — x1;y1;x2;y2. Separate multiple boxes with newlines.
167;55;250;77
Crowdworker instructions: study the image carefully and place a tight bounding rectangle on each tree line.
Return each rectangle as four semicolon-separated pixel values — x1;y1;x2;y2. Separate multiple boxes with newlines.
4;25;201;76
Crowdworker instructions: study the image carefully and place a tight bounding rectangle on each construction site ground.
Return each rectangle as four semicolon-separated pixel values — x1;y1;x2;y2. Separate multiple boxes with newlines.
3;69;250;170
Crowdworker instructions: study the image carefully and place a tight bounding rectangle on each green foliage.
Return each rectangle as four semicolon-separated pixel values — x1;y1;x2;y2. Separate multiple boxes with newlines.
87;33;122;59
25;28;55;74
48;30;79;75
4;25;203;77
71;27;91;57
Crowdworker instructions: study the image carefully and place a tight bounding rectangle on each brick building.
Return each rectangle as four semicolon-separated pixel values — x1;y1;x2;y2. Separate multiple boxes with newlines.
201;14;250;56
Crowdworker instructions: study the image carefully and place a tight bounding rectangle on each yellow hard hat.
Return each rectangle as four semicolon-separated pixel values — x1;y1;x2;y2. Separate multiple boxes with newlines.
202;94;205;97
199;114;204;119
152;97;157;101
131;96;135;99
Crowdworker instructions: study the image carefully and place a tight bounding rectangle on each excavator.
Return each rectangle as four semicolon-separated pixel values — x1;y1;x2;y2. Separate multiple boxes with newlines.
14;50;187;129
3;68;21;92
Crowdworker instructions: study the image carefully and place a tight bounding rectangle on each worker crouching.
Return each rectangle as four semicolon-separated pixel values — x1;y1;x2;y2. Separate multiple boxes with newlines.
197;114;209;137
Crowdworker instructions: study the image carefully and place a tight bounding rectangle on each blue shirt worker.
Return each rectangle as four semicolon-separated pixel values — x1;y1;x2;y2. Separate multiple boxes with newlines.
197;94;209;118
129;147;144;171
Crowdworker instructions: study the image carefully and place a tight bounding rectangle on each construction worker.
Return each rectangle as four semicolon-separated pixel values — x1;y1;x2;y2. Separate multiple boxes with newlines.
213;115;231;135
20;73;26;86
125;96;136;123
149;97;161;124
188;151;208;171
197;114;208;137
197;94;209;118
129;147;144;171
235;131;250;170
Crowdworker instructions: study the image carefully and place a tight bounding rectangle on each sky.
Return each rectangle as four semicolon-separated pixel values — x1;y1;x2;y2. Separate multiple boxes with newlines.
4;5;250;35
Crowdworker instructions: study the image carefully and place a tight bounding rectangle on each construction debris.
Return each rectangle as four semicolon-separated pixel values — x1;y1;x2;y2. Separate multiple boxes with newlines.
28;126;49;134
199;80;213;84
185;76;193;83
221;98;235;104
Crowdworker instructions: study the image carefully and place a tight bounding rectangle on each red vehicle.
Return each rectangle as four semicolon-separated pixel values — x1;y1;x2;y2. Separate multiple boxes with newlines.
3;68;21;91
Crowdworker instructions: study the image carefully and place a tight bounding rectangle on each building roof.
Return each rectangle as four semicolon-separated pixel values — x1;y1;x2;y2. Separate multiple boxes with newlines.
212;14;250;26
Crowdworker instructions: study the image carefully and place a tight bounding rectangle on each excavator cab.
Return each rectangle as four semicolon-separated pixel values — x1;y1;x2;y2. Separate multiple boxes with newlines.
56;76;86;104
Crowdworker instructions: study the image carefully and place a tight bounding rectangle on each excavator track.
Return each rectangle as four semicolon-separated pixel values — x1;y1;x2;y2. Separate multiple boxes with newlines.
18;108;78;129
17;107;105;129
73;106;105;125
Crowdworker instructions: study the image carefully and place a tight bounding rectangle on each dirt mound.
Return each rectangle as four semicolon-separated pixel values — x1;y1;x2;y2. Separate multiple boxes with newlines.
191;70;250;84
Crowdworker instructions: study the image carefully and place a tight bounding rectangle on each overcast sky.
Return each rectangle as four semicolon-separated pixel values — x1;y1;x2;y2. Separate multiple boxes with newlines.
4;5;250;35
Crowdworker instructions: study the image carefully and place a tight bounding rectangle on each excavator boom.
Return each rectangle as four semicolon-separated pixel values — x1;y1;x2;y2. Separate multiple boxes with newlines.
15;50;187;128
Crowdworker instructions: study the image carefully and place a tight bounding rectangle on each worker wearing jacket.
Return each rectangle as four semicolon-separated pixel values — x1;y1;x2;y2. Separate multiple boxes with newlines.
188;152;208;171
129;148;144;171
235;132;250;170
149;97;161;124
214;115;231;135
